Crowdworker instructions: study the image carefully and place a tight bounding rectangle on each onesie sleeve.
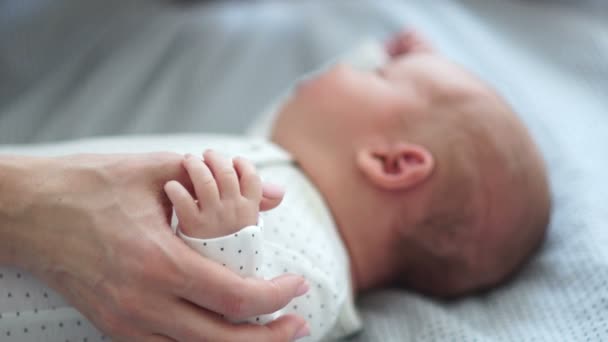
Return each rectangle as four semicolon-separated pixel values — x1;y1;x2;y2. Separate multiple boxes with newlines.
176;218;264;278
176;218;278;324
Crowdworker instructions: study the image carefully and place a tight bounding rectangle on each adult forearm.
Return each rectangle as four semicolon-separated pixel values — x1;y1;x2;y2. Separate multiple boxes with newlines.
0;155;39;266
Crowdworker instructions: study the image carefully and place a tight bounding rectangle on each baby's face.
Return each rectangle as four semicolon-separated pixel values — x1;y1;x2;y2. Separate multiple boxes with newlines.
277;50;493;150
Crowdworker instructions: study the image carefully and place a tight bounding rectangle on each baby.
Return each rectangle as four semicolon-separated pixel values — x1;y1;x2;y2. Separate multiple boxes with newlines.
165;30;551;340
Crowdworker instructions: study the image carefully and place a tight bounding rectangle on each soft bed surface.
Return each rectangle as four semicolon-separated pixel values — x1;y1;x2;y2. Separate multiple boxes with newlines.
1;1;607;341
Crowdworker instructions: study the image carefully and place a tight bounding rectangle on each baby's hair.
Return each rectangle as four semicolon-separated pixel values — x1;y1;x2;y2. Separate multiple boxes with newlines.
396;211;474;297
394;89;550;298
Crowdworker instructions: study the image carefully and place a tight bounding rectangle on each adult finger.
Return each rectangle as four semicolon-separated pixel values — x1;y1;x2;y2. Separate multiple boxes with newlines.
260;182;285;211
174;248;309;320
225;314;310;342
143;335;176;342
264;314;310;342
203;150;240;199
233;157;262;200
183;154;219;208
166;300;309;342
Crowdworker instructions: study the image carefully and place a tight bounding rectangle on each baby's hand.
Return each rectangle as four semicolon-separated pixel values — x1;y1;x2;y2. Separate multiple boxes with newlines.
164;150;262;239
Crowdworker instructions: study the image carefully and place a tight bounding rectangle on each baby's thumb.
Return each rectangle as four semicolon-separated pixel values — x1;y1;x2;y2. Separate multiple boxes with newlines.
259;182;285;211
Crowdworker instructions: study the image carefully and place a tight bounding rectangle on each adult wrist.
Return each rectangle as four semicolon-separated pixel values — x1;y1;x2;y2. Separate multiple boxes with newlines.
0;155;43;266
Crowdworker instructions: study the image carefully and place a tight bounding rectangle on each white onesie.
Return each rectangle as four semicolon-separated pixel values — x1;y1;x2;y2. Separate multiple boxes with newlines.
177;138;362;341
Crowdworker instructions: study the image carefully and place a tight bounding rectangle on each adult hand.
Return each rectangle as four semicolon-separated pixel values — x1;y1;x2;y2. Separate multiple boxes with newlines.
0;153;309;341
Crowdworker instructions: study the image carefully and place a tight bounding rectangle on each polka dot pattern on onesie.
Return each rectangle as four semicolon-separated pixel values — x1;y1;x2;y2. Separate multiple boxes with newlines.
0;268;106;342
176;141;363;340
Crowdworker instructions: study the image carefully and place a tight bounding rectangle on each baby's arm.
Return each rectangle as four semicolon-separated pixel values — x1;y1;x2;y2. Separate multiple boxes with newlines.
164;150;277;324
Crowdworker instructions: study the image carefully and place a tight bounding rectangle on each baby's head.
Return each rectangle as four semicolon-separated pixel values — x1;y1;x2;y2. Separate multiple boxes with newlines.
271;31;550;297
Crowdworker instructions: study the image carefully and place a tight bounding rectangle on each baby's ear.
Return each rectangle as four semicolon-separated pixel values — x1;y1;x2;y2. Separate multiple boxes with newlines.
356;143;434;191
385;29;435;58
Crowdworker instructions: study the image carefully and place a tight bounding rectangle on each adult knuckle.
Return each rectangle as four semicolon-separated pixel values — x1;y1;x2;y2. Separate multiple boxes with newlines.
231;331;262;342
135;260;159;282
216;333;240;342
97;308;137;341
106;331;130;342
133;240;181;283
118;292;146;321
248;325;289;342
175;271;197;298
171;322;204;342
95;280;131;321
112;329;141;342
106;285;147;323
269;328;291;342
219;285;247;319
265;279;284;310
106;326;134;341
221;294;245;319
96;307;125;336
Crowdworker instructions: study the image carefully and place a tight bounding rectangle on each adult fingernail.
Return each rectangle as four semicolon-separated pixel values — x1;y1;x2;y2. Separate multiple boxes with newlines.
295;280;309;297
293;323;310;340
262;183;285;199
185;153;194;159
272;275;308;298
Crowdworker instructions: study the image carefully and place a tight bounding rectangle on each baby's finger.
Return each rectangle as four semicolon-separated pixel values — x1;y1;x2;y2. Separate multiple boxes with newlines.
233;157;262;201
259;183;285;211
203;150;240;199
164;181;198;226
183;154;219;208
